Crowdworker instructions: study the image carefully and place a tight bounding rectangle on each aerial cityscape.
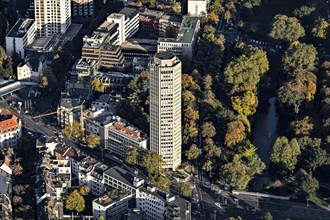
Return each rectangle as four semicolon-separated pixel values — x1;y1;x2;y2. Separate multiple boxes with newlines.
0;0;329;219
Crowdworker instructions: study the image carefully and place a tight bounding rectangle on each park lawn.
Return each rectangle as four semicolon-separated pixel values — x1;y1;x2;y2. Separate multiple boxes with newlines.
241;0;328;40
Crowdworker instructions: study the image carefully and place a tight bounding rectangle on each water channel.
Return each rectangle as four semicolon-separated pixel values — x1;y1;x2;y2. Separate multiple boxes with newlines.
251;97;280;169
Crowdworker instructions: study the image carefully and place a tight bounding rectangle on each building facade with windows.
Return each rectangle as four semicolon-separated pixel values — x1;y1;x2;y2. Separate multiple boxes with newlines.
35;0;71;37
0;110;22;149
71;0;94;17
149;52;182;170
5;18;36;59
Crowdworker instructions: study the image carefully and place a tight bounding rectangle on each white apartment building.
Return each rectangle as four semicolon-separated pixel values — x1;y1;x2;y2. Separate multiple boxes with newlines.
106;7;139;45
157;17;200;69
17;63;32;81
57;98;83;128
149;52;182;170
92;194;132;220
5;18;35;59
35;0;71;37
0;110;22;149
103;166;144;195
187;0;208;16
104;117;147;158
78;157;108;197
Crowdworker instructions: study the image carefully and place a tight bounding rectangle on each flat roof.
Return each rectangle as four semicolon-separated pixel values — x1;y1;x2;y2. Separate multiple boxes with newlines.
121;38;158;53
104;166;136;187
158;16;199;44
119;7;139;19
7;18;34;38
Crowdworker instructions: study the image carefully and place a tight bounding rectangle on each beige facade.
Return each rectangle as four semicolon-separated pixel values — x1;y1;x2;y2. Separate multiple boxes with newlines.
17;63;32;81
149;52;182;170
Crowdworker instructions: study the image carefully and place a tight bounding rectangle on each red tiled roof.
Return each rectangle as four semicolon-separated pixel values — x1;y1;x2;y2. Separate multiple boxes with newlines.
0;114;19;133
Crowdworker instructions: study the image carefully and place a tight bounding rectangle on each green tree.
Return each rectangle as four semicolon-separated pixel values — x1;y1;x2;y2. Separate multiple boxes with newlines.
225;120;246;148
283;42;317;72
202;160;213;176
184;106;199;121
269;15;305;42
241;0;262;8
185;144;202;161
224;47;269;94
222;154;251;190
204;141;221;159
182;90;196;107
270;137;301;173
171;1;181;14
210;0;224;15
203;25;216;42
149;174;171;191
66;190;85;215
293;6;315;18
301;146;327;171
179;182;193;197
85;133;100;147
125;148;139;165
0;46;14;79
261;212;273;220
91;78;105;93
294;169;319;198
312;18;329;39
79;185;90;196
62;121;83;139
201;121;216;138
99;216;105;220
231;91;258;116
142;151;164;175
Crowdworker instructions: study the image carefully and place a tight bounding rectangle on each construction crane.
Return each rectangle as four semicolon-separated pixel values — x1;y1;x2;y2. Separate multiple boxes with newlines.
32;100;85;130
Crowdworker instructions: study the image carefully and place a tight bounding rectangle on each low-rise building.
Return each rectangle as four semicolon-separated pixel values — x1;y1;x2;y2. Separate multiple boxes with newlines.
5;18;35;59
57;98;84;128
132;57;150;75
63;79;93;101
139;8;164;38
159;15;182;38
121;38;158;61
103;166;144;195
91;94;112;110
71;58;97;78
92;72;132;94
78;157;108;197
92;193;133;220
136;185;191;220
17;62;32;81
0;109;22;149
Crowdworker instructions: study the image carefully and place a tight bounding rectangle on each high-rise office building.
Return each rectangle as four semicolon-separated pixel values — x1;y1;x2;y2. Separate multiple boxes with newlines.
149;52;182;170
35;0;71;37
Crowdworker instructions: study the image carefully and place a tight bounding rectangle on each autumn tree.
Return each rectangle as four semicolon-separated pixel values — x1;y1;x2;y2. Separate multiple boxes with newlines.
79;185;90;196
91;78;105;93
312;18;329;39
208;12;219;23
282;42;317;72
210;0;224;15
201;121;216;138
62;121;83;139
203;25;216;42
179;182;193;197
40;76;49;88
270;137;301;174
184;106;199;121
224;10;231;21
225;120;246;148
171;1;181;14
125;148;139;165
231;91;258;116
85;133;100;148
182;90;196;107
186;144;202;161
202;160;213;176
66;190;85;216
269;15;305;42
204;142;221;159
289;117;314;137
241;0;262;8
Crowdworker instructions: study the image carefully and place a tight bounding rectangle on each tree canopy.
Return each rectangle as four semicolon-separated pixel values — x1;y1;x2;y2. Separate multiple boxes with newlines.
312;18;329;39
294;169;319;198
282;42;317;72
185;144;202;161
269;15;305;42
142;151;164;175
179;182;193;197
65;190;85;214
293;6;315;18
225;120;247;147
125;148;139;165
85;133;100;147
210;0;225;15
270;137;301;173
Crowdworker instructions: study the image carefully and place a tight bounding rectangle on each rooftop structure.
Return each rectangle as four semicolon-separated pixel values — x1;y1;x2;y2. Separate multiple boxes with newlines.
0;109;22;149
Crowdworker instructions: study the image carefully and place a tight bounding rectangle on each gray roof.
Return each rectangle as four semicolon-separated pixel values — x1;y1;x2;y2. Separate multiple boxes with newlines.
119;7;139;19
7;18;34;38
59;98;83;108
104;166;136;187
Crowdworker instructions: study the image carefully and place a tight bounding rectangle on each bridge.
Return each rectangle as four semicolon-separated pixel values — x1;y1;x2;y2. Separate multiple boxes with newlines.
0;80;39;98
